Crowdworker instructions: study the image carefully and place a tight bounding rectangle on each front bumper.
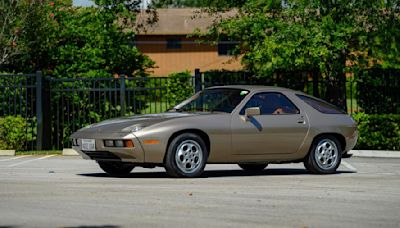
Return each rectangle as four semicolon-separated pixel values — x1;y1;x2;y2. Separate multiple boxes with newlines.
71;132;145;163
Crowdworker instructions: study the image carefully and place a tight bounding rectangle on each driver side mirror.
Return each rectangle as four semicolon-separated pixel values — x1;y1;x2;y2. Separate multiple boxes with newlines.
242;107;260;121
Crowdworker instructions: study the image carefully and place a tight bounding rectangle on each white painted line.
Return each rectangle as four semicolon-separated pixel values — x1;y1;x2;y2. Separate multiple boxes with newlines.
341;160;357;172
0;155;32;162
7;155;56;167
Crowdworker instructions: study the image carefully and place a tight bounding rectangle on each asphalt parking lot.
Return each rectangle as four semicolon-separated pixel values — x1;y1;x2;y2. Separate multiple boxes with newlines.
0;156;399;228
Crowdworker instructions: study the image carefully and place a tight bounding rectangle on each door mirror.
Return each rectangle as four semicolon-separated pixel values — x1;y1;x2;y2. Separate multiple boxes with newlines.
243;107;260;121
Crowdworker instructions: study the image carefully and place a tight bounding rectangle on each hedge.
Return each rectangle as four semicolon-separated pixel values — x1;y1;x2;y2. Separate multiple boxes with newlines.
353;113;400;150
0;116;29;150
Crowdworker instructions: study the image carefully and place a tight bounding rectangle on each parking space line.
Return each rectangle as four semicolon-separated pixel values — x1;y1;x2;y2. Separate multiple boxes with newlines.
0;155;32;162
7;155;57;167
341;160;357;172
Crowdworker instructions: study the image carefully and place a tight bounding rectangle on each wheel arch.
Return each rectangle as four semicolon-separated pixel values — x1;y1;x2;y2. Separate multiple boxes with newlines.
309;133;346;154
164;129;210;163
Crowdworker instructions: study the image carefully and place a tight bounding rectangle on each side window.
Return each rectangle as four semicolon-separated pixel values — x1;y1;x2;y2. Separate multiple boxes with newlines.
240;92;300;115
296;94;346;114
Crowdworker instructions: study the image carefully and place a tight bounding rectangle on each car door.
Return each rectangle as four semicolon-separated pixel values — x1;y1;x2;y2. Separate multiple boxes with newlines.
231;92;309;158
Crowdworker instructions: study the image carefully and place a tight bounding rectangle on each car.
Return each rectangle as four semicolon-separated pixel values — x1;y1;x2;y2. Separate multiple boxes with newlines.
71;85;358;177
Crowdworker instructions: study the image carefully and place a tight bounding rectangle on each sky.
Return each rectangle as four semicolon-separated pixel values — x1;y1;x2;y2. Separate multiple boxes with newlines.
73;0;151;7
73;0;95;7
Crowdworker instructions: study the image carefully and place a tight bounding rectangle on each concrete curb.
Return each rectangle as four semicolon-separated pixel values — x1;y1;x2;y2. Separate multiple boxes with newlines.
62;148;79;156
349;150;400;158
0;150;16;156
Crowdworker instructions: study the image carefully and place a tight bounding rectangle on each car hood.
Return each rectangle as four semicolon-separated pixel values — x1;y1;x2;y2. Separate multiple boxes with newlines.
75;112;199;134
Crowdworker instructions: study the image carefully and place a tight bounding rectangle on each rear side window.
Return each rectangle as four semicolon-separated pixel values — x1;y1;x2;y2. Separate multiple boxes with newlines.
296;95;346;114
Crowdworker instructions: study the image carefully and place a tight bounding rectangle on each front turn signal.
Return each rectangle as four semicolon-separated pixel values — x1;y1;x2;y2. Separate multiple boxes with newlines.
143;139;160;145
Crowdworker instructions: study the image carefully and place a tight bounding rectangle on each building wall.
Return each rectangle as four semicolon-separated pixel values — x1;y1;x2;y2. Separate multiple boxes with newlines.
135;35;243;76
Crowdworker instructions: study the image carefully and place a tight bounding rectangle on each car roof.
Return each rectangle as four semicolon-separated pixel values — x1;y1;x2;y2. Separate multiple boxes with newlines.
206;85;298;93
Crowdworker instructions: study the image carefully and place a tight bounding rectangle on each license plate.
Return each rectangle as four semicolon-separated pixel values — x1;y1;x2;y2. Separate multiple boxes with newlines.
82;139;96;151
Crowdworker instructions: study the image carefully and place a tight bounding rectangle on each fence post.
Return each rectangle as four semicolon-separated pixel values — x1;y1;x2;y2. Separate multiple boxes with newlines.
42;76;52;150
194;68;202;93
120;75;126;116
35;71;43;150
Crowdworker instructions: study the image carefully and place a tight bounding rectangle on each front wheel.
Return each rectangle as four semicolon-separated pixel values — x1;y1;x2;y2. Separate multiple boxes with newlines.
164;133;208;178
238;164;268;172
98;161;135;177
304;136;342;174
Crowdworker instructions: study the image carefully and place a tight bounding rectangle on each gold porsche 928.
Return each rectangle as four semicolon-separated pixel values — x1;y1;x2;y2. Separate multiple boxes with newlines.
71;86;358;177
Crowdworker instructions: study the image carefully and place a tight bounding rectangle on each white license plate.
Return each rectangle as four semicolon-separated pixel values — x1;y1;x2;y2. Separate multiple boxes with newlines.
82;139;96;151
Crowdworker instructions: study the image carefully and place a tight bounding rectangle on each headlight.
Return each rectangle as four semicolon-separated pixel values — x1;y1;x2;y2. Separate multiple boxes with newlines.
122;124;145;133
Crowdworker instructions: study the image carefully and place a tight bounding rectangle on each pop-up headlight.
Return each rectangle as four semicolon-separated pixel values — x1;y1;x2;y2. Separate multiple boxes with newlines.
122;124;145;133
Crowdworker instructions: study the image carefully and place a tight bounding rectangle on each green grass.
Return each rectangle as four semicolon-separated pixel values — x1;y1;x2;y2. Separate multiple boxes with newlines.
16;150;62;155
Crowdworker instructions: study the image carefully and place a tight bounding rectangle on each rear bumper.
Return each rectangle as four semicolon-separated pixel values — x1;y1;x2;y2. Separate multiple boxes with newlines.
71;133;145;163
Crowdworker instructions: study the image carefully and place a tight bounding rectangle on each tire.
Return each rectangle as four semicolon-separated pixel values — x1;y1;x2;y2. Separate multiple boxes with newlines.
98;161;135;177
164;133;208;178
304;136;342;174
238;164;268;172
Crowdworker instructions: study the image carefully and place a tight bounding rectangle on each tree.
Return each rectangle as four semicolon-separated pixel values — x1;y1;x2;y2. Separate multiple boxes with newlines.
0;0;42;68
51;0;156;77
1;0;156;76
204;0;400;109
50;4;154;78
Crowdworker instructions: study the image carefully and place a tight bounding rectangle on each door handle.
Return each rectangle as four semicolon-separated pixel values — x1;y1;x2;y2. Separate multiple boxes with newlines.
297;116;305;124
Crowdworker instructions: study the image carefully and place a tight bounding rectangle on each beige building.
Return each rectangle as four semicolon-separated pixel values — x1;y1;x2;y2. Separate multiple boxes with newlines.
135;9;242;76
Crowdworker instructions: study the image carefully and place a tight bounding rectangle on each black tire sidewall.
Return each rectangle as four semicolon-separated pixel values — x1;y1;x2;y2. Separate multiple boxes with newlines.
165;133;208;178
306;136;342;174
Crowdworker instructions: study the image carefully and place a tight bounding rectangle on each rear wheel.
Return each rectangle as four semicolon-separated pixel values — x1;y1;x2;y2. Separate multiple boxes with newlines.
164;133;208;178
238;164;268;172
98;161;135;177
304;136;342;174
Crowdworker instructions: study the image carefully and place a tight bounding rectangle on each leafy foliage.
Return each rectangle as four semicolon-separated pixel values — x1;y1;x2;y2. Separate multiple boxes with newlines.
203;0;400;109
166;71;194;106
353;113;400;150
1;0;155;77
0;1;51;69
50;1;154;78
0;115;30;150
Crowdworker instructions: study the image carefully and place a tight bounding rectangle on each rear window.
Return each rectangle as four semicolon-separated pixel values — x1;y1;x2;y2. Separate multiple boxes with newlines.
296;95;346;114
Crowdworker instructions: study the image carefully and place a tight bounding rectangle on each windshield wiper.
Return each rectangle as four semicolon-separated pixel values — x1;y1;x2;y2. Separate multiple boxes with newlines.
168;108;183;112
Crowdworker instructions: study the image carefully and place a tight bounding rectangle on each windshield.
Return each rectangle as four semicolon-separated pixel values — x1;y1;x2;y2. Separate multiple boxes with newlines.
172;88;250;113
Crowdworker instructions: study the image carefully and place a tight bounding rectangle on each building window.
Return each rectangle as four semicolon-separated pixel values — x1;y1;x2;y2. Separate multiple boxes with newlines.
218;41;236;56
166;39;182;49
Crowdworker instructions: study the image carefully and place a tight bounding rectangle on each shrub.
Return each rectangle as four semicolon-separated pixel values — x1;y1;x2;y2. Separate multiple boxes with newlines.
0;116;28;150
166;71;194;106
353;113;400;150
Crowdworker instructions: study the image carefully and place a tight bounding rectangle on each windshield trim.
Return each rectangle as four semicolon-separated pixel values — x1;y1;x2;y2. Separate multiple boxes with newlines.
172;88;250;114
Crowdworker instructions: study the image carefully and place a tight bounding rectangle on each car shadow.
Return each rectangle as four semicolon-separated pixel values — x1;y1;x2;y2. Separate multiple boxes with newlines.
77;168;355;179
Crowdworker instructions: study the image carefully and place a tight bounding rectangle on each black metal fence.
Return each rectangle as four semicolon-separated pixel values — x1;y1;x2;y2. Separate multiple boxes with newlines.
46;76;177;149
0;69;399;151
0;73;39;150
